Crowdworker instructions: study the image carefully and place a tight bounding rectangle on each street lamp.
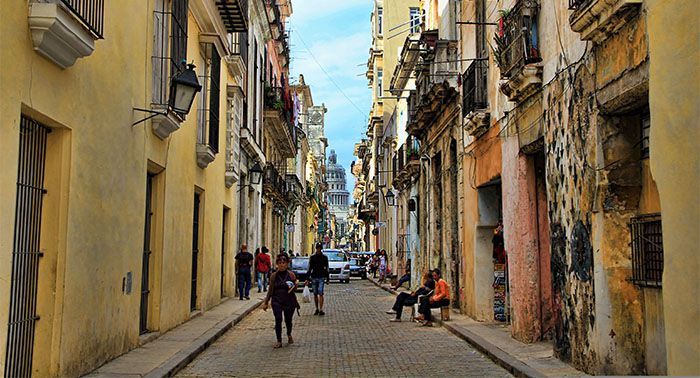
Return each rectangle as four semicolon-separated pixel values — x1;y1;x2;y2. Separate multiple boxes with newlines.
248;162;263;185
169;62;203;115
132;61;202;126
385;188;395;207
238;162;263;192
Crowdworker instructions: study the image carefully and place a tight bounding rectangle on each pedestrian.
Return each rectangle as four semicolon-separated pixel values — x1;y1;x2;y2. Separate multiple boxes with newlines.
378;250;387;283
305;243;329;315
417;269;451;327
235;244;254;300
262;254;299;348
255;246;272;293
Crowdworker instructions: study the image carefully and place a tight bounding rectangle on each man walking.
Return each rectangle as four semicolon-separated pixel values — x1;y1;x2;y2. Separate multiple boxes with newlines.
255;246;272;292
305;243;329;315
235;244;254;300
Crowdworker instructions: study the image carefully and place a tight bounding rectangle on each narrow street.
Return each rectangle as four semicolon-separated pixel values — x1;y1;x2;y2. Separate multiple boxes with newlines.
177;280;511;377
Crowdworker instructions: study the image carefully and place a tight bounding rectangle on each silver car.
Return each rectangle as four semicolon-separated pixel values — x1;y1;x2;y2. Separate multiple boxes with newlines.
322;249;351;283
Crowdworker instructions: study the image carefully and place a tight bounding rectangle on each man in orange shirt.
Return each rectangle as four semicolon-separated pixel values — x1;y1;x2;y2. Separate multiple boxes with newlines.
417;269;450;326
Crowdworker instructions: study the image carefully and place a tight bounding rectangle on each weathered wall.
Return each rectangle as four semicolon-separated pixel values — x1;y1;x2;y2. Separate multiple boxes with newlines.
647;0;700;375
1;3;239;376
544;13;650;374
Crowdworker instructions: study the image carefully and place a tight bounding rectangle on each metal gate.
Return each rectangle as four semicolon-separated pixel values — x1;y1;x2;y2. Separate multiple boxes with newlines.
140;175;154;334
191;193;200;311
5;117;49;377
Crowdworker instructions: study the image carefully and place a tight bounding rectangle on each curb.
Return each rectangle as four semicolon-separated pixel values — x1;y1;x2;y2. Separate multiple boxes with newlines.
367;277;544;378
144;299;264;378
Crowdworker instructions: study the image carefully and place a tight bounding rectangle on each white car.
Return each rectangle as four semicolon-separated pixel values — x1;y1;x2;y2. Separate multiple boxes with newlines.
322;249;351;283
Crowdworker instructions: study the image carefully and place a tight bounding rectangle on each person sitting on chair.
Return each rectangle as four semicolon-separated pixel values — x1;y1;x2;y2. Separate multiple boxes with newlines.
417;269;450;327
386;272;435;322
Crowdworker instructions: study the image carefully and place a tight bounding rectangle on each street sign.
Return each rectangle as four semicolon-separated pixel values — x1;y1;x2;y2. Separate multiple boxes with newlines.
376;221;386;228
285;224;295;232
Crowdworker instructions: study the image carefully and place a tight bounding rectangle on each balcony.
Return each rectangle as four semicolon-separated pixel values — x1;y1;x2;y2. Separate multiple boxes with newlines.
392;137;421;190
405;37;459;137
225;31;248;76
266;0;283;40
263;86;296;158
494;0;543;103
569;0;642;42
285;174;304;205
462;60;490;138
216;0;248;33
28;0;104;68
263;163;288;204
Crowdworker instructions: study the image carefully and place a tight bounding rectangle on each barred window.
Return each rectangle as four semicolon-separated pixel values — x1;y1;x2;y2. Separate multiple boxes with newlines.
197;44;221;152
170;0;188;76
152;0;189;107
630;213;663;287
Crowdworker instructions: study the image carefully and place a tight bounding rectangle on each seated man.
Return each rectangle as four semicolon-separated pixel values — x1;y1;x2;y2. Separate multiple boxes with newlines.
417;269;450;327
386;273;435;322
390;269;411;290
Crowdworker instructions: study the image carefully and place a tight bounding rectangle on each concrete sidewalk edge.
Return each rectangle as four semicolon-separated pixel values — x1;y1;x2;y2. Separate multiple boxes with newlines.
367;277;545;378
143;299;264;378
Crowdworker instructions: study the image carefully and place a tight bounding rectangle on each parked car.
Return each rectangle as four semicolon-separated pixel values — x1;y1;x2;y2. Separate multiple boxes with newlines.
322;249;351;283
290;257;310;290
348;258;367;279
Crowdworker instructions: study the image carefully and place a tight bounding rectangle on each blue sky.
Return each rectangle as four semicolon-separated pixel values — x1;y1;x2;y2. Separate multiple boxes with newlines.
289;0;373;192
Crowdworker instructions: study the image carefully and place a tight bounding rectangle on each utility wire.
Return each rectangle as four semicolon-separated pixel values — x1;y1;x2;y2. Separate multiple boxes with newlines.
291;23;367;118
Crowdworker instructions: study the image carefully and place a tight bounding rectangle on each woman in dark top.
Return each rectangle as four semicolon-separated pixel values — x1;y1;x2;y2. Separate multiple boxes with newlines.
262;255;299;348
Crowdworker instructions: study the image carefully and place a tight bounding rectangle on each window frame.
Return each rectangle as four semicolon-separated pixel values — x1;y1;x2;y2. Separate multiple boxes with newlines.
630;213;663;287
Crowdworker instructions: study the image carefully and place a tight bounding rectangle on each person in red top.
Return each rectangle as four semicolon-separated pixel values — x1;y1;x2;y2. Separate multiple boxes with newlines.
255;246;272;292
417;268;450;326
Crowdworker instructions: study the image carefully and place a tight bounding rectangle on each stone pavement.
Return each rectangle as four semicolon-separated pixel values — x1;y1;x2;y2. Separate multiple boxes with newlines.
85;290;266;378
369;277;585;378
177;279;512;377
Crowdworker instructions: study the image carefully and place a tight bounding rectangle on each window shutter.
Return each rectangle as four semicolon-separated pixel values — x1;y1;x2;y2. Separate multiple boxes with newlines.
208;47;221;152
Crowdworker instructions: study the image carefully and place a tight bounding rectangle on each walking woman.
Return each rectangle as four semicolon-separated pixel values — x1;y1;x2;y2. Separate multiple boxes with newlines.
262;254;300;348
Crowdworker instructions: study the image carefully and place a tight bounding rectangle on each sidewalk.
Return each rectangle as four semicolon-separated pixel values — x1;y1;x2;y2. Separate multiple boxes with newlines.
368;277;585;378
85;291;265;378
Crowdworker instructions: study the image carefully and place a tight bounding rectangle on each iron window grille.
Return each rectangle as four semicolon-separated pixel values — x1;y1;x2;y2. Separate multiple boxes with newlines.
630;213;663;287
60;0;105;38
197;44;221;153
152;0;189;110
5;116;49;378
462;60;489;115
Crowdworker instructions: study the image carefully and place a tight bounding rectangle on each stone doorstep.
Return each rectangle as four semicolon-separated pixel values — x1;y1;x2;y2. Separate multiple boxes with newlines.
367;277;584;378
85;295;264;378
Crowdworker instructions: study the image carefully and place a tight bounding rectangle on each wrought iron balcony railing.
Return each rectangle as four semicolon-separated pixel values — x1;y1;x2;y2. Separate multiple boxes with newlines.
568;0;593;10
61;0;104;38
216;0;248;32
462;60;488;115
264;162;287;198
493;0;541;78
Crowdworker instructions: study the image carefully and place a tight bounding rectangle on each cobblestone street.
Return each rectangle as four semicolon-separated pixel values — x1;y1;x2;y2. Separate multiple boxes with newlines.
177;280;511;377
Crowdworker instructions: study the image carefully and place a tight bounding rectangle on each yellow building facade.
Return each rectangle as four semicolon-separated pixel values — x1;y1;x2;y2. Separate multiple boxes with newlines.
0;0;249;376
